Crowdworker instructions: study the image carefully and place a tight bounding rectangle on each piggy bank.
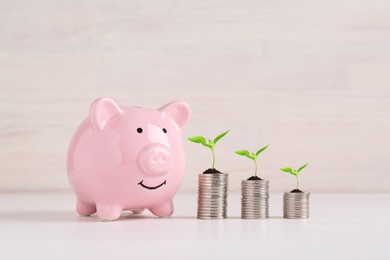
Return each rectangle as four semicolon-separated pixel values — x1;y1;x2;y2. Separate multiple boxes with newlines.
67;97;190;221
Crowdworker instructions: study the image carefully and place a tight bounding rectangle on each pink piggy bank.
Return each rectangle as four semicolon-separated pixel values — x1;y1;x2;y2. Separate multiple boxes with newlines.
67;97;190;221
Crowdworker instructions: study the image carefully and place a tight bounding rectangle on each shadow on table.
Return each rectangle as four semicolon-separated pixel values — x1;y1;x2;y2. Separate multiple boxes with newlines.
0;211;284;222
0;211;196;222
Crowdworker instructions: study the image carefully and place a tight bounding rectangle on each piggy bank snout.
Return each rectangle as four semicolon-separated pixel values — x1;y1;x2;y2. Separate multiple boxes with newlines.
138;144;171;176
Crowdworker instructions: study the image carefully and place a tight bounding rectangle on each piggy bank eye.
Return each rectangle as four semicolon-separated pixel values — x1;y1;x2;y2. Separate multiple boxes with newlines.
137;128;143;133
162;128;167;133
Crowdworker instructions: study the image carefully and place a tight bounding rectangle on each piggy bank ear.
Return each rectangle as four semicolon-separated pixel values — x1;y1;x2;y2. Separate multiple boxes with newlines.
159;102;191;130
89;97;123;130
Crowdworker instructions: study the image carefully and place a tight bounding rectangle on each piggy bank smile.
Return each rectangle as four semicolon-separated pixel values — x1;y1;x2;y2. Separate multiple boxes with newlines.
138;180;167;190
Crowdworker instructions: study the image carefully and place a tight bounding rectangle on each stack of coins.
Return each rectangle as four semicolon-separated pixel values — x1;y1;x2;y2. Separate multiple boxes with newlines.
241;180;269;219
197;173;228;219
283;192;310;219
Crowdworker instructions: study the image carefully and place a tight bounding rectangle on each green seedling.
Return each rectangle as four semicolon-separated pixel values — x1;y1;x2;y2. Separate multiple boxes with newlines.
280;163;309;192
235;145;269;179
188;130;230;170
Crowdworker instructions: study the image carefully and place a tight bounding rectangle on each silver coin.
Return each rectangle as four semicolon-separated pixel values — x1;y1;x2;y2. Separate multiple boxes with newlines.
240;179;269;219
242;210;269;213
198;194;227;198
198;203;226;207
198;205;225;208
199;190;225;193
197;210;225;213
242;185;268;187
198;200;227;204
242;212;269;215
199;188;227;190
242;185;268;188
197;213;226;217
198;179;229;184
241;216;268;219
201;186;226;189
197;211;225;214
242;200;263;203
197;173;228;219
198;212;225;215
198;205;225;209
242;209;268;213
198;201;226;204
198;200;226;204
198;197;227;200
199;183;228;186
198;198;227;202
198;204;226;208
242;204;268;207
198;205;227;209
197;216;225;219
242;204;268;209
283;192;310;219
198;201;227;204
198;190;228;193
199;182;228;185
198;195;227;198
242;198;268;200
200;179;228;181
198;199;227;203
198;208;226;212
198;211;227;215
199;189;227;192
198;196;227;199
242;191;268;194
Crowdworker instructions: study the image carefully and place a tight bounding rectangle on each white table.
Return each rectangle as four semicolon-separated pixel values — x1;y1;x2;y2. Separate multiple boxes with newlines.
0;192;388;259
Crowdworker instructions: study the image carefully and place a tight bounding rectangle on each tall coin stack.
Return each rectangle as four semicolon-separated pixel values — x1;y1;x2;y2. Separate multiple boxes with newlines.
283;192;310;219
197;173;228;219
241;180;269;219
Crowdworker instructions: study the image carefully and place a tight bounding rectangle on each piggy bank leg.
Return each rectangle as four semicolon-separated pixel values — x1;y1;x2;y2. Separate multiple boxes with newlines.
131;209;144;214
76;199;96;216
96;204;122;221
149;201;174;217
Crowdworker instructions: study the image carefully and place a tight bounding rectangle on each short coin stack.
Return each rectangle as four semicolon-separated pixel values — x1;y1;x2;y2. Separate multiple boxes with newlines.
197;173;228;219
241;179;269;219
283;192;310;219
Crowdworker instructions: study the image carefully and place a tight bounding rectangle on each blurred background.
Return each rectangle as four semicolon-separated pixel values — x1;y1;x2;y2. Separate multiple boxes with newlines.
1;0;389;193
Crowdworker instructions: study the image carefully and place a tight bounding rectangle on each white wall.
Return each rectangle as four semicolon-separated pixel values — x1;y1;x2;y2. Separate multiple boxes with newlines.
1;0;390;192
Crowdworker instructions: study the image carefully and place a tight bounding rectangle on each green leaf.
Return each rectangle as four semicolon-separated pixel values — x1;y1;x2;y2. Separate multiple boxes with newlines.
256;145;269;156
235;150;250;156
297;163;308;173
280;167;294;174
207;139;215;148
188;136;207;145
235;150;253;159
213;130;230;144
251;152;256;159
202;143;213;149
